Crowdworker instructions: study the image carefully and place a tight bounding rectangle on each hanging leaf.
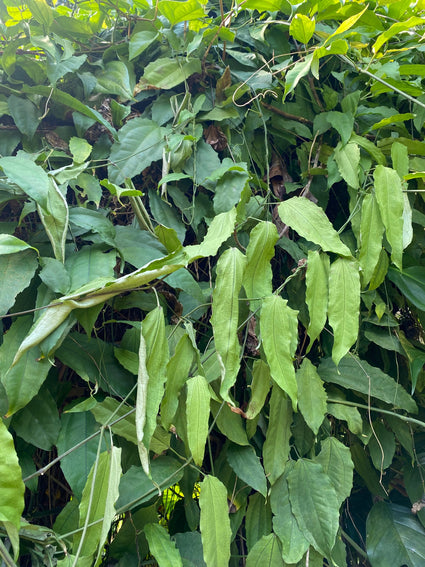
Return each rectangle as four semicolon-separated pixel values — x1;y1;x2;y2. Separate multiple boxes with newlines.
129;30;158;61
139;58;201;90
283;53;314;100
374;165;404;269
246;533;284;567
144;523;183;567
334;141;360;189
211;248;246;401
359;193;384;287
296;358;327;434
328;257;360;366
245;359;271;420
305;250;329;349
388;266;425;312
186;375;210;466
290;14;315;44
38;178;68;263
315;438;354;506
245;494;272;552
0;250;38;316
263;384;292;485
199;476;231;567
278;197;351;256
157;0;206;26
287;459;340;556
243;221;278;312
227;444;267;497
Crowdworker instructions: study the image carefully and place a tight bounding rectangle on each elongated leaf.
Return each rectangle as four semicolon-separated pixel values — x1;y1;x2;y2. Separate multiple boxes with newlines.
245;359;271;420
7;95;40;138
278;197;350;256
367;502;425;566
315;438;354;506
328;257;360;366
388;266;425;312
129;30;158;60
38;178;68;262
283;53;314;100
0;418;25;535
227;444;267;497
245;494;272;552
140;57;201;90
158;0;206;26
0;156;49;207
243;221;278;312
296;359;327;434
199;476;231;567
327;402;363;435
261;295;298;409
263;384;292;485
91;397;137;444
374;165;404;269
0;249;38;316
144;523;183;567
373;17;424;54
287;459;340;556
186;208;237;259
186;375;210;466
318;356;417;413
334;141;360;188
306;250;329;349
0;234;36;255
246;533;284;567
359;193;384;286
211;248;246;400
75;447;122;559
270;471;309;564
137;307;168;475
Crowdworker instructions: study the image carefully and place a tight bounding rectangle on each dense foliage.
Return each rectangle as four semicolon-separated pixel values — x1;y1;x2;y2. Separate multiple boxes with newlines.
2;0;425;565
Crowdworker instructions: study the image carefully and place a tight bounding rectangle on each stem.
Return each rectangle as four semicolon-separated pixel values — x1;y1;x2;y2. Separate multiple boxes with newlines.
0;539;17;567
340;528;369;562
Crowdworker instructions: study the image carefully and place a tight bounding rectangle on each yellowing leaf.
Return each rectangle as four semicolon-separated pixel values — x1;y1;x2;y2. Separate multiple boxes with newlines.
328;258;360;366
290;14;315;44
373;17;424;54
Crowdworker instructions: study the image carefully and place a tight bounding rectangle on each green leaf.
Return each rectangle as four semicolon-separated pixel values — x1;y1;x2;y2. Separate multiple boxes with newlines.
388;265;425;312
26;0;54;28
270;471;309;564
263;384;292;485
243;221;278;312
287;459;340;556
129;30;158;61
69;137;92;163
211;400;250;446
244;0;289;11
328;257;360;366
137;307;168;475
334;141;360;188
368;421;395;471
211;248;246;401
38;178;68;262
144;523;183;567
315;438;354;506
245;493;272;552
158;0;206;26
283;53;314;101
290;14;315;44
245;359;271;420
367;502;425;566
186;375;210;466
0;249;38;316
0;234;37;255
96;61;135;100
246;533;284;567
0;418;25;534
0;156;49;208
373;17;424;54
374;165;404;269
278;197;351;256
1;316;51;416
305;250;329;349
318;356;417;413
227;444;267;497
75;447;122;559
91;397;137;445
108;118;166;185
7;95;40;138
199;476;231;567
296;358;327;434
327;402;363;435
359;193;384;287
140;58;201;90
185;208;237;259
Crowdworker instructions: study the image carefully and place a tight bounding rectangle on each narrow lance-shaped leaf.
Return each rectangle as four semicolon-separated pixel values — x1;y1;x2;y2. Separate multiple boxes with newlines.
243;221;278;312
296;358;327;435
315;438;354;507
328;257;360;366
306;250;329;350
260;295;298;410
38;177;68;263
263;384;292;485
211;247;246;401
245;359;271;420
278;197;351;256
374;165;404;270
186;375;210;467
144;523;183;567
199;475;232;567
359;192;384;287
227;444;267;497
334;141;360;189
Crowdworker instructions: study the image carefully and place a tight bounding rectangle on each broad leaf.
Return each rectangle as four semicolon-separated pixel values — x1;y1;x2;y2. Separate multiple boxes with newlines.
140;57;201;90
246;533;284;567
186;375;210;466
227;444;267;497
305;250;329;349
296;358;327;434
334;141;360;188
0;250;38;316
245;494;272;552
158;0;206;26
388;266;425;312
0;418;25;534
144;523;183;567
263;384;292;485
290;14;315;44
199;476;231;567
315;438;354;506
278;197;351;256
359;193;384;286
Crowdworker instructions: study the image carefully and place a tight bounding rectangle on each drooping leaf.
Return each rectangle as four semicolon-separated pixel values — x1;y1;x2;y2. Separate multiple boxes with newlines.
359;192;384;287
260;295;298;410
144;523;183;567
263;384;292;485
315;438;354;506
245;493;272;552
287;459;340;556
245;359;271;420
290;14;315;44
211;247;246;401
186;375;210;466
387;266;425;312
328;257;360;366
96;60;136;100
227;444;267;497
7;95;40;138
0;249;38;316
374;165;404;269
158;0;206;26
368;421;396;471
199;476;231;567
278;197;351;256
246;533;284;567
373;17;424;54
129;30;158;61
0;156;49;207
334;141;360;188
140;58;201;90
243;221;278;312
283;53;314;100
296;358;327;434
0;418;25;535
305;250;329;349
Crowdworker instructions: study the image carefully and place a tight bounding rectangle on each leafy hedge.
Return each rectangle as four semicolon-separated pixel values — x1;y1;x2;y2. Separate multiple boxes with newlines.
1;0;425;565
